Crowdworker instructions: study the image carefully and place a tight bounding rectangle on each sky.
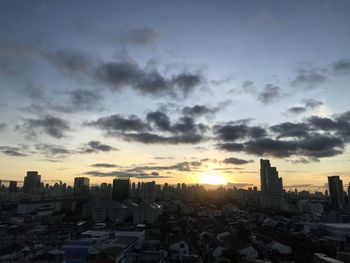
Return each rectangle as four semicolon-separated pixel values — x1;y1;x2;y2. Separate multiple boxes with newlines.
0;0;350;189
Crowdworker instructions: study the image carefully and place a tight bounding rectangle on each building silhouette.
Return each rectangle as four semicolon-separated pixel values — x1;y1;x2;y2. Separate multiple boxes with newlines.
260;159;283;210
112;178;130;201
328;175;344;210
9;181;17;192
23;171;41;193
74;177;90;196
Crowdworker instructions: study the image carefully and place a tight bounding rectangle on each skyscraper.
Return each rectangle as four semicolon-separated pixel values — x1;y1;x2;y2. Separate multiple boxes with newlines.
328;175;344;210
74;177;90;196
260;159;283;210
23;171;41;193
112;178;130;201
9;181;17;192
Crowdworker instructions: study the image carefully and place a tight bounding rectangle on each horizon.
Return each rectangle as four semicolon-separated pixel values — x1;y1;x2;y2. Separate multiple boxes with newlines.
1;1;350;190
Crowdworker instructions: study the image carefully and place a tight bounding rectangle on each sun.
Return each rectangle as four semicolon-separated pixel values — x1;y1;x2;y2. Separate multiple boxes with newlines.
200;173;227;185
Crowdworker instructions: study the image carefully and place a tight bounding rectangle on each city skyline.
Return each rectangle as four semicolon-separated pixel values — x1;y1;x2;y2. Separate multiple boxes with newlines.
1;1;350;189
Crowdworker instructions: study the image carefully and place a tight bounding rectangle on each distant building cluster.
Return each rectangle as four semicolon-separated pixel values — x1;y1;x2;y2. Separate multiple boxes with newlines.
1;159;350;262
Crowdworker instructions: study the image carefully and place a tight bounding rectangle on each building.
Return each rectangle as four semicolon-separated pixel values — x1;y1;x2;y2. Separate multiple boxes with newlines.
260;159;283;210
112;178;130;201
82;200;127;223
9;181;17;192
133;202;162;224
74;177;90;196
23;171;41;193
328;176;345;210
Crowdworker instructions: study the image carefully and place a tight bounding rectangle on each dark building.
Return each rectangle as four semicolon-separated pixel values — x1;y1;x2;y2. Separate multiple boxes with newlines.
9;181;17;192
328;175;344;210
260;159;283;210
23;171;41;193
112;178;130;201
74;177;90;196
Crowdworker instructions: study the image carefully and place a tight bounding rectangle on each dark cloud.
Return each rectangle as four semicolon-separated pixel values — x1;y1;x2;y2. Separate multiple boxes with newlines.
286;99;323;115
34;144;71;158
90;163;118;168
332;59;350;75
146;111;171;131
67;89;102;111
270;122;309;138
86;114;148;134
0;146;27;156
303;99;323;109
223;157;254;165
80;141;116;153
95;60;202;98
257;84;281;104
87;112;207;145
84;170;170;178
291;68;328;89
286;106;307;115
181;105;220;118
0;123;6;130
122;132;204;144
214;124;267;142
16;115;70;139
122;27;159;45
216;111;350;160
43;49;95;75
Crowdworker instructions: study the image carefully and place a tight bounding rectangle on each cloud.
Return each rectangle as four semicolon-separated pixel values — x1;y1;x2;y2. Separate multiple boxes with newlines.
34;143;71;158
257;84;281;104
216;111;349;160
332;59;350;75
0;123;6;130
181;105;220;118
0;146;27;157
87;112;207;145
214;123;267;141
286;99;323;115
16;115;70;139
80;141;116;153
291;68;328;89
146;111;171;131
43;49;95;76
223;157;254;165
95;60;202;98
91;163;119;168
86;114;148;134
84;170;170;178
121;27;159;45
286;106;307;115
303;99;324;109
67;89;103;111
270;122;309;138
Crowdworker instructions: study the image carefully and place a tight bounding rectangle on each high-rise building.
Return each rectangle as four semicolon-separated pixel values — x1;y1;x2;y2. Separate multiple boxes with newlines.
23;171;41;193
9;181;17;192
74;177;90;196
260;159;283;210
112;178;130;201
328;176;344;210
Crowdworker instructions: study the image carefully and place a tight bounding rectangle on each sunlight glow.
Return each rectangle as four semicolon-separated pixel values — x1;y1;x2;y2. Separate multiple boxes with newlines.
200;173;227;185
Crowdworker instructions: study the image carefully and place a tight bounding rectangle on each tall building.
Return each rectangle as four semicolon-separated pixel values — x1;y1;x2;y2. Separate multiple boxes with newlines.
328;176;344;210
23;171;41;193
74;177;90;196
112;178;130;201
260;159;283;210
9;181;17;192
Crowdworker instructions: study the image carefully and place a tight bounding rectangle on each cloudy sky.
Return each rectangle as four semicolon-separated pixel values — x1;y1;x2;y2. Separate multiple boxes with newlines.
0;0;350;189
